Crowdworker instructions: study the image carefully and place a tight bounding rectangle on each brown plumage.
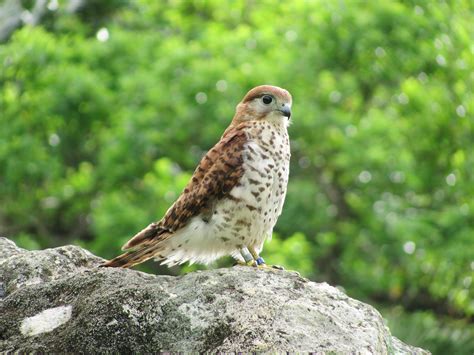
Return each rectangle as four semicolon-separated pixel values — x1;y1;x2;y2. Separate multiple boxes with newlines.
102;85;292;268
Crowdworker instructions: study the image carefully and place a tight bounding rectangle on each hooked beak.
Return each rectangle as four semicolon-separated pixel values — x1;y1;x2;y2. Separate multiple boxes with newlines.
278;104;291;119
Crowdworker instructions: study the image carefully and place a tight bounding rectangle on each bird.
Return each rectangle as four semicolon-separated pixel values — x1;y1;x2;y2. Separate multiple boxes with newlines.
101;85;292;269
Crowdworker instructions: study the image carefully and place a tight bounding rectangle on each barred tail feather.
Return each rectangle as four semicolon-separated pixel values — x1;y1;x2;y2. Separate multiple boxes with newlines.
121;222;162;250
100;243;164;268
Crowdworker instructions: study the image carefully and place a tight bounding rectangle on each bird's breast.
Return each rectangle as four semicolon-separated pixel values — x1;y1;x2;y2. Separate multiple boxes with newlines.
170;123;291;255
226;123;290;236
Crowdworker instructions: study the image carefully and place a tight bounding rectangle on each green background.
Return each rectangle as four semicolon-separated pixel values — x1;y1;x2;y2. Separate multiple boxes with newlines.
1;0;473;353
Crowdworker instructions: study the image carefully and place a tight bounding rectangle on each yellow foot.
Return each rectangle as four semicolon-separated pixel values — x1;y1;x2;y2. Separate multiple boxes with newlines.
233;259;285;270
257;263;285;270
234;260;257;267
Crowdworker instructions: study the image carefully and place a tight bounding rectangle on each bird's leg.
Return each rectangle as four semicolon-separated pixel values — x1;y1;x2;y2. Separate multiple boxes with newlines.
247;245;285;270
247;246;266;266
234;247;257;266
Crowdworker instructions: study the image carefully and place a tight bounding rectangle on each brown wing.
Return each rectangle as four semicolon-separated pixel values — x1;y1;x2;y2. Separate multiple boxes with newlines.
122;123;248;250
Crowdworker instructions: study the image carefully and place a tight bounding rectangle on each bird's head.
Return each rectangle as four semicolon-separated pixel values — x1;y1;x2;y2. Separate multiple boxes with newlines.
232;85;292;127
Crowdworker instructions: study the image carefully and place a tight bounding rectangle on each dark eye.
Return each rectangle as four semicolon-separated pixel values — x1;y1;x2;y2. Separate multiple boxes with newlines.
262;95;273;105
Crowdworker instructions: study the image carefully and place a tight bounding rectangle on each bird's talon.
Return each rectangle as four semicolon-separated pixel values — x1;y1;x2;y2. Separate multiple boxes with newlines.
233;260;257;267
272;264;285;270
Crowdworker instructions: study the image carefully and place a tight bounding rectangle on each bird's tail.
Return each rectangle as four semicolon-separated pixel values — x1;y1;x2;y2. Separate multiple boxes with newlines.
100;243;163;268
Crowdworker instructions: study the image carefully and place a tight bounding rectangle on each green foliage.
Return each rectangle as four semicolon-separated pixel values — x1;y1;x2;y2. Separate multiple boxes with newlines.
264;232;314;276
383;307;474;355
1;1;473;353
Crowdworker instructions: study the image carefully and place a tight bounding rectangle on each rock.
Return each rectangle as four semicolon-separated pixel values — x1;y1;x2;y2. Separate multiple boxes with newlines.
0;237;429;353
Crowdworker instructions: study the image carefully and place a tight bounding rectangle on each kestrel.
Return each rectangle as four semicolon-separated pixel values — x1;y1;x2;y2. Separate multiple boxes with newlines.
102;85;292;269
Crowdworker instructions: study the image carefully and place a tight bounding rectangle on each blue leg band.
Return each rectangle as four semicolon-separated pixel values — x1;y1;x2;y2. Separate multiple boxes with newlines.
256;257;265;265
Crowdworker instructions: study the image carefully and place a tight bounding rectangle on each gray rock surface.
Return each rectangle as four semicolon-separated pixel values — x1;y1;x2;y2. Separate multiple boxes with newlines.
0;237;429;353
